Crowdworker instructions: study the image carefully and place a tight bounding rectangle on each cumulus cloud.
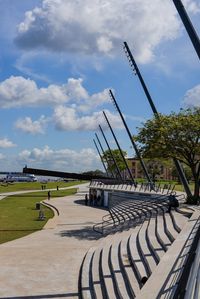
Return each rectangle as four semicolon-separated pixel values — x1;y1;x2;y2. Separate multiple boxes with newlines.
15;115;48;134
0;74;125;132
0;76;109;109
0;138;16;148
53;107;122;131
183;0;200;13
18;146;101;172
14;0;197;63
183;84;200;106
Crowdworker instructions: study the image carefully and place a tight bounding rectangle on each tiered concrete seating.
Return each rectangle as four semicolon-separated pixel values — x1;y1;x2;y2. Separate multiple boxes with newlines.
136;210;200;299
93;191;170;235
79;194;189;299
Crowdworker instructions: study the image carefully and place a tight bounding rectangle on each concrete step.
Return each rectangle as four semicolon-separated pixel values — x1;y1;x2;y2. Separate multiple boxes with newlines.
137;219;157;276
146;215;166;262
170;209;188;232
120;232;141;297
156;211;172;250
92;247;104;299
128;227;148;283
136;213;200;299
101;244;116;298
80;192;192;299
110;240;131;298
163;211;178;242
80;247;96;299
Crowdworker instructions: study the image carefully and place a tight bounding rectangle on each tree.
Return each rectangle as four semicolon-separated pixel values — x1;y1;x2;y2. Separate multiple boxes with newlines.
171;164;192;183
135;108;200;203
146;159;165;181
102;149;127;177
81;169;105;176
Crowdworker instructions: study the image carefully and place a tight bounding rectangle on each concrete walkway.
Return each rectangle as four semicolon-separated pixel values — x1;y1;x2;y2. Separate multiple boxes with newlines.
0;184;85;201
0;183;106;299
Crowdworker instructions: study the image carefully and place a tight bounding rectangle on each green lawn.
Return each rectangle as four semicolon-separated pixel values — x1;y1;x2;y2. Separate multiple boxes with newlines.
0;188;77;244
155;181;194;192
136;178;194;192
0;180;86;193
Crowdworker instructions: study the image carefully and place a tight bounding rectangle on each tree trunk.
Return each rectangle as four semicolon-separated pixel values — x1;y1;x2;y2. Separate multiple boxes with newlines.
194;178;200;200
189;164;199;204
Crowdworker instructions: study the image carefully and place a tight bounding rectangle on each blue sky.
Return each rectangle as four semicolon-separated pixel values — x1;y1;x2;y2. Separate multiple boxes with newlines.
0;0;199;173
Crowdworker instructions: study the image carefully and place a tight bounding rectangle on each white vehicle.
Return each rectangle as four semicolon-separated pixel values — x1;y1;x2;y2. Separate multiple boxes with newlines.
6;174;37;182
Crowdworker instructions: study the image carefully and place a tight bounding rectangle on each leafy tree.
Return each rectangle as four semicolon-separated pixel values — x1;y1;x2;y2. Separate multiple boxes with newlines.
102;149;127;176
135;158;173;181
81;169;105;176
146;159;165;181
171;164;192;183
135;108;200;203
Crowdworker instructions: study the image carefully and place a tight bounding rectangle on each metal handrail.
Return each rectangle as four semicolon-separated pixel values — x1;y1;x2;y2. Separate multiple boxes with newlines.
172;218;200;298
185;237;200;299
93;194;171;235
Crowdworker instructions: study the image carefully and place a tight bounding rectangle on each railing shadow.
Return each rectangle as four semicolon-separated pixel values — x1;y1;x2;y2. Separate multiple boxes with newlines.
74;199;108;210
57;226;103;241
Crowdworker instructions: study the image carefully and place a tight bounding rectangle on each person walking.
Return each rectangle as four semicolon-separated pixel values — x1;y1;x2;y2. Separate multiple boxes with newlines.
85;194;88;205
48;191;51;200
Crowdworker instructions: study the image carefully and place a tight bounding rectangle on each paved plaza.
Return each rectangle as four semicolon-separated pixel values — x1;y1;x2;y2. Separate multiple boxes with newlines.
0;183;105;298
0;183;199;299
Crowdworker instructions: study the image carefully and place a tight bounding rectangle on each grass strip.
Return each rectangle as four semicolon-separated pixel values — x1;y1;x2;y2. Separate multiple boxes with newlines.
0;180;87;193
0;188;77;244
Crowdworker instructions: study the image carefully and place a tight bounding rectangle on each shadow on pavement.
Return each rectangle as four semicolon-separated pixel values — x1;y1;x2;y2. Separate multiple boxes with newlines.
74;199;108;210
58;226;102;241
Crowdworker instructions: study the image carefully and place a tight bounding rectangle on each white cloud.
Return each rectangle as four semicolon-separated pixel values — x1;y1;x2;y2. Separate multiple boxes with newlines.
53;107;123;131
0;138;16;148
0;75;124;132
183;84;200;106
0;76;109;109
183;0;200;13
18;146;101;172
14;0;197;63
0;76;66;108
15;115;48;134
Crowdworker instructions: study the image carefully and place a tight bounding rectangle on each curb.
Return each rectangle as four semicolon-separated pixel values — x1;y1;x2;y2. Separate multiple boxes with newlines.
41;200;59;229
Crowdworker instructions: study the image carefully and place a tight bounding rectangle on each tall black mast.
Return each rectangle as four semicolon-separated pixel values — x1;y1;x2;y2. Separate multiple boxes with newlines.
95;133;115;178
99;124;123;181
103;111;136;186
124;42;157;114
123;41;192;197
93;138;109;177
172;0;200;60
109;90;153;185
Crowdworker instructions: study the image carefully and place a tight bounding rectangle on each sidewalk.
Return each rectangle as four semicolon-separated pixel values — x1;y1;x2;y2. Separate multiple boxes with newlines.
0;183;86;201
0;183;106;298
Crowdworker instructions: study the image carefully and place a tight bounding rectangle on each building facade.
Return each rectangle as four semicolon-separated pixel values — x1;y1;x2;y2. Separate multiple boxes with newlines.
123;158;174;181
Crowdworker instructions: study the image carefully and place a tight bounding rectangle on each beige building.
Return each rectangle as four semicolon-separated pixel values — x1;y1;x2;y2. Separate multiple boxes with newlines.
124;157;173;181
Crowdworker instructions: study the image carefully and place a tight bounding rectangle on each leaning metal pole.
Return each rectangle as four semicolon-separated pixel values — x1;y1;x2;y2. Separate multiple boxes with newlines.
103;111;136;186
123;41;192;197
93;138;109;177
99;124;124;181
95;133;115;178
109;90;153;185
172;0;200;60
